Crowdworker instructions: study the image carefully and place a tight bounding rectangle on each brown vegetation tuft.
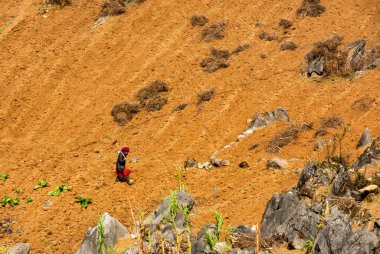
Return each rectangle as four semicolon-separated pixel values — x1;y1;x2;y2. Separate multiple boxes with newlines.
144;95;168;112
266;123;312;153
320;115;344;129
201;48;230;73
111;103;140;125
280;42;297;51
305;35;352;77
297;0;326;17
136;80;169;106
278;19;293;29
97;0;126;19
232;44;250;55
202;22;226;42
258;31;279;41
190;15;209;27
351;97;376;112
44;0;72;6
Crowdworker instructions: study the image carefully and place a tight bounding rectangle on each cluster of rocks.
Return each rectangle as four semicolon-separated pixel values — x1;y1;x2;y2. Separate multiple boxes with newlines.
260;137;380;253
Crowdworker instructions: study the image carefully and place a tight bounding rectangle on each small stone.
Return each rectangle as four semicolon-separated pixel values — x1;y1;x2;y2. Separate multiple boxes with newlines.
239;161;249;168
357;128;372;149
359;184;378;194
43;200;53;210
130;156;139;163
266;158;288;170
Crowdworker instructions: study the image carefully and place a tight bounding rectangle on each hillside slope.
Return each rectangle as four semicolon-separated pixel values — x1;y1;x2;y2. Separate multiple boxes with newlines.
0;0;380;252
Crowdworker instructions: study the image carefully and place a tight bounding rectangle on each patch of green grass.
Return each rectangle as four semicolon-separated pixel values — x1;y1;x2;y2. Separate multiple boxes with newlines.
1;195;20;207
48;183;71;196
34;179;48;190
1;173;9;182
75;196;92;209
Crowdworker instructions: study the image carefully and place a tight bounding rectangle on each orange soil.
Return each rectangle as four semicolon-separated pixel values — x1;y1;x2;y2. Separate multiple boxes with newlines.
0;0;379;253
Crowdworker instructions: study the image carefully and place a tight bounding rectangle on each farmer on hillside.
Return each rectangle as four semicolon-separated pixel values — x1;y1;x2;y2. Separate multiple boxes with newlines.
115;146;134;185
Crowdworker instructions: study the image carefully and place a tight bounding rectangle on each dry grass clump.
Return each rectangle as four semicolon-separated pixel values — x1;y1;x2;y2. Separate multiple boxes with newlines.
296;0;326;17
278;19;293;29
258;31;279;41
198;89;215;105
280;42;297;51
266;123;313;153
111;103;140;125
97;0;126;19
313;115;344;137
44;0;72;6
351;97;376;112
202;22;226;42
232;44;250;55
201;48;230;73
351;44;380;71
305;35;351;77
136;81;169;106
320;115;344;129
190;15;208;26
173;103;188;112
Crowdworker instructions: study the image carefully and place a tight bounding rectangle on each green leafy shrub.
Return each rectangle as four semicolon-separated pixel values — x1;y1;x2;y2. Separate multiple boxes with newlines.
48;183;71;196
34;179;48;190
1;195;20;207
25;198;33;204
75;196;93;209
1;173;9;182
205;230;219;249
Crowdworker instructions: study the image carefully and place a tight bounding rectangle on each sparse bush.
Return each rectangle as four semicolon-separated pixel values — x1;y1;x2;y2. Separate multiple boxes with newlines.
266;123;312;153
190;15;208;26
297;0;325;17
75;196;93;209
202;22;226;42
48;183;71;196
111;103;140;126
201;48;230;72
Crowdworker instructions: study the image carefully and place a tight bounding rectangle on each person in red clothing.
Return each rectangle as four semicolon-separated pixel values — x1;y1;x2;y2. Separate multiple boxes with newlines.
115;146;133;185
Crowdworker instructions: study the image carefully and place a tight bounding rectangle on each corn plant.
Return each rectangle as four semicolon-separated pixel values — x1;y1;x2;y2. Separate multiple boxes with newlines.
213;211;223;238
34;179;48;190
75;196;92;209
97;215;108;254
48;183;71;196
25;198;33;204
205;230;218;249
1;195;19;207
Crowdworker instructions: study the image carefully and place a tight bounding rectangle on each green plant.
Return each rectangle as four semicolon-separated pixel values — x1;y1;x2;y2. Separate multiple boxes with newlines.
0;245;8;254
15;188;22;194
303;239;314;254
1;195;20;207
213;210;223;238
75;196;92;209
168;191;180;218
1;173;9;182
25;198;33;204
176;165;185;191
97;215;108;253
34;179;48;190
48;183;71;196
205;230;219;249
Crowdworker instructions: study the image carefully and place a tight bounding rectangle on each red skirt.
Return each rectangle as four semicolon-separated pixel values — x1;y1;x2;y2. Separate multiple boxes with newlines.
116;168;133;178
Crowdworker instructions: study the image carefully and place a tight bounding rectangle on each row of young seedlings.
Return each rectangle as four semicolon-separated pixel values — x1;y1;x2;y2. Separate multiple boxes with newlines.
0;176;92;209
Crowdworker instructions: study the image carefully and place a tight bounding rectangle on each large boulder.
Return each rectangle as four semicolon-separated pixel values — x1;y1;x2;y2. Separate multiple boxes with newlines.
357;128;372;149
143;190;195;229
331;167;351;197
76;213;129;254
314;207;352;254
260;190;320;249
353;137;380;169
7;243;30;254
340;230;378;254
193;224;217;254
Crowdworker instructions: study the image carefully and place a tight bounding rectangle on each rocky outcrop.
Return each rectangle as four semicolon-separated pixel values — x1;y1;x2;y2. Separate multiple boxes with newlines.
261;190;320;249
76;213;129;254
353;137;380;169
357;128;372;148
